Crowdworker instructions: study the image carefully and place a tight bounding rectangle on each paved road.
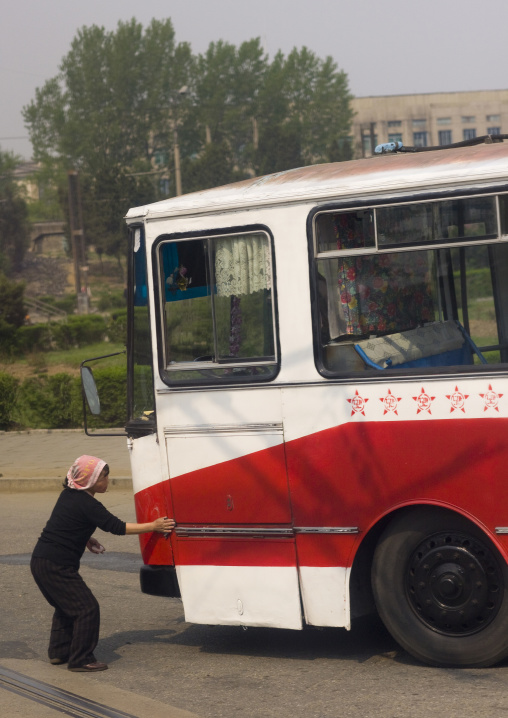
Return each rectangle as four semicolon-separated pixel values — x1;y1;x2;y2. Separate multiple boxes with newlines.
3;492;508;718
2;433;508;717
0;430;131;490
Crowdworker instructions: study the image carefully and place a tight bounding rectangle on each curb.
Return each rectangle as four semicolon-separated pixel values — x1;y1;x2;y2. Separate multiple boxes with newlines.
0;477;133;492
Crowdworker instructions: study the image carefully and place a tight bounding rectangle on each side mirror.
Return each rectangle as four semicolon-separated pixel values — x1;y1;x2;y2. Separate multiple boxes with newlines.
81;366;101;415
80;350;126;437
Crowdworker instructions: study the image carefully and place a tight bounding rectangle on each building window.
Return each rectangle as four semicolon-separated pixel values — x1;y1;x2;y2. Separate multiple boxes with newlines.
437;117;451;125
362;134;377;155
413;132;428;147
388;133;403;144
463;128;477;140
412;119;427;129
387;120;401;127
488;127;501;135
438;130;452;145
487;114;501;123
462;116;476;123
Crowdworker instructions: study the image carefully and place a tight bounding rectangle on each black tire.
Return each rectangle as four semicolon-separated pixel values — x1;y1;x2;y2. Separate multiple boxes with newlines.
371;507;508;667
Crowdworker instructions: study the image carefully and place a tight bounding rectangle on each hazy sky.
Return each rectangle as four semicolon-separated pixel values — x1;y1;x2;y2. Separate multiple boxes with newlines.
2;0;508;160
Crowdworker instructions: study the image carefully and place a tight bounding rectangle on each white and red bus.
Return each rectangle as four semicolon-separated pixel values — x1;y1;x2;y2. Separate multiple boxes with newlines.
83;138;508;667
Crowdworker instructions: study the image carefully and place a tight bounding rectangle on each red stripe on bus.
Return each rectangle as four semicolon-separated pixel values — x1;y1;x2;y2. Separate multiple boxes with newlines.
174;537;297;567
170;443;291;524
135;416;508;567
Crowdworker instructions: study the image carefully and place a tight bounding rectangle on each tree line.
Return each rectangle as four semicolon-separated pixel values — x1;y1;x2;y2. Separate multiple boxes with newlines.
20;17;353;262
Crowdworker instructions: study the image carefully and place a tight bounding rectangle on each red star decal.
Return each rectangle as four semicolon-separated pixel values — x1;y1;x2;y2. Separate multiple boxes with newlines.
347;389;369;416
480;384;503;412
412;387;436;414
380;389;402;415
446;386;469;413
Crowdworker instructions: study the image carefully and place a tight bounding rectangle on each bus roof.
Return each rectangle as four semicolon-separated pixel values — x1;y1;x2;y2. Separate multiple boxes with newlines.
126;142;508;222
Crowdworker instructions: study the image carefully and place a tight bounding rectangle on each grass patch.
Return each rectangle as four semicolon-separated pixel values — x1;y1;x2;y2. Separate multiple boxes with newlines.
46;341;126;368
0;341;125;379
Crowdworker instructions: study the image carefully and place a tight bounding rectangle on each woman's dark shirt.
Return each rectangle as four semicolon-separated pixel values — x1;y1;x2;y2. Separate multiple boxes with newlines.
32;487;126;568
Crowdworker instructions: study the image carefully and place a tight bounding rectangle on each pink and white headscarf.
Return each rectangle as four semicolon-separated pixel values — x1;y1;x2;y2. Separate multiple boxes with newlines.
66;455;107;491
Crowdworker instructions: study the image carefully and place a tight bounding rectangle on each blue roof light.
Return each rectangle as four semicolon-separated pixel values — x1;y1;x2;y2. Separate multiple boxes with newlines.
374;141;404;154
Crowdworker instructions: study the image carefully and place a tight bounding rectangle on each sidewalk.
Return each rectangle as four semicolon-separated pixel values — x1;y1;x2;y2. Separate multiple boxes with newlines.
0;430;132;491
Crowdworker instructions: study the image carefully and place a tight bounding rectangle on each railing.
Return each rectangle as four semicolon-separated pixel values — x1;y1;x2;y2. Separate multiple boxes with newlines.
24;297;68;322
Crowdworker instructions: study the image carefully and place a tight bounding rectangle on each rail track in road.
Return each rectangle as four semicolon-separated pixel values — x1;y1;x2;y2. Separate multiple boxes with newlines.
0;665;138;718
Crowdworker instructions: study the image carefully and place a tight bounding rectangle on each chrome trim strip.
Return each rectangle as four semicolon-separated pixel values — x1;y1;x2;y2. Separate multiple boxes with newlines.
175;526;293;538
294;527;359;534
164;422;283;437
495;527;508;534
175;525;359;538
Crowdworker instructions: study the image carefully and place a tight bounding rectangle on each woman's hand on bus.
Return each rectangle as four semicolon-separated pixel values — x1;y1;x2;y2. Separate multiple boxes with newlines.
153;517;176;533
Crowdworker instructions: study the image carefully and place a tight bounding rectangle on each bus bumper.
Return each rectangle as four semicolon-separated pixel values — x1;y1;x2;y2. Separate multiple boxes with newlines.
139;565;181;598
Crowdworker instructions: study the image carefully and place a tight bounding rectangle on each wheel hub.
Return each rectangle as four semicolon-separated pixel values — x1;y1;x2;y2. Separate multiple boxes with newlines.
406;531;503;636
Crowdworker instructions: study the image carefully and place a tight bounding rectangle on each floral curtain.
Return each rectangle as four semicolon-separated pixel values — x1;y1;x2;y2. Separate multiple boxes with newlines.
334;215;434;335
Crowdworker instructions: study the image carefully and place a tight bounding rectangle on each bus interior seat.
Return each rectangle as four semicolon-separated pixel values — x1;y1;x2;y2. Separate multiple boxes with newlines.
354;320;486;370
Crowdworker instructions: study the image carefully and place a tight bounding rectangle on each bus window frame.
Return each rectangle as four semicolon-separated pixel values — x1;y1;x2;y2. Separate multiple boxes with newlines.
307;184;508;381
152;224;281;389
126;224;157;436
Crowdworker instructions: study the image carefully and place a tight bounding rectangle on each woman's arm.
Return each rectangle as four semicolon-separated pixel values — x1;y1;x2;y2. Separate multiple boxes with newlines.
125;517;175;535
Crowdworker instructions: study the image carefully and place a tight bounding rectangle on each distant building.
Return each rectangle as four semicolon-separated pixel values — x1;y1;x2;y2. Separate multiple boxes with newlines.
351;89;508;158
13;160;41;200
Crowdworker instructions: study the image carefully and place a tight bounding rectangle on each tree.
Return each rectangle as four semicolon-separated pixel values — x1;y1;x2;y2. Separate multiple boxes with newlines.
255;47;354;173
0;273;26;328
24;19;195;172
183;140;236;193
256;125;302;176
0;150;30;273
24;20;354;234
23;18;197;259
80;165;155;277
193;39;268;176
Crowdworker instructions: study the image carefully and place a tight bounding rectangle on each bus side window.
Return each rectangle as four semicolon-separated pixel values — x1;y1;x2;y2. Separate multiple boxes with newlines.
157;231;278;385
313;205;508;375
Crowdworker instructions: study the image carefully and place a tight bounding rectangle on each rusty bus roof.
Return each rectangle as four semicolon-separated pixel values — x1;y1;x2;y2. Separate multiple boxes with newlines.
126;142;508;222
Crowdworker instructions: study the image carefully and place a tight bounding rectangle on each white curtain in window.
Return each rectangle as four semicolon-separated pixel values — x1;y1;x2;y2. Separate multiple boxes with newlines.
214;234;272;297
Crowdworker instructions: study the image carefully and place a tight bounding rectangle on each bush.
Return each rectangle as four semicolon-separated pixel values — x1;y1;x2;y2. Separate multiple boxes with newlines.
0;371;19;429
6;365;127;430
0;362;128;430
107;309;127;344
51;315;107;350
96;290;126;312
14;373;82;429
0;318;20;357
0;275;26;328
16;324;52;353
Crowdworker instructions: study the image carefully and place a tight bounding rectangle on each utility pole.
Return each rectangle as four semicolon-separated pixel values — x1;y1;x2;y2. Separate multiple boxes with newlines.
173;124;182;197
67;170;88;314
171;85;188;197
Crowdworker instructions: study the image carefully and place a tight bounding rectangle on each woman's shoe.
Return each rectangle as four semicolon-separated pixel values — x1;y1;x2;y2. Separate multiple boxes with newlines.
68;661;108;672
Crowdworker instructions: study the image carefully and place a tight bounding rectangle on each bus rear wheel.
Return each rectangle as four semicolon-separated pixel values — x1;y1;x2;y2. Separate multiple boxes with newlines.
371;508;508;667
